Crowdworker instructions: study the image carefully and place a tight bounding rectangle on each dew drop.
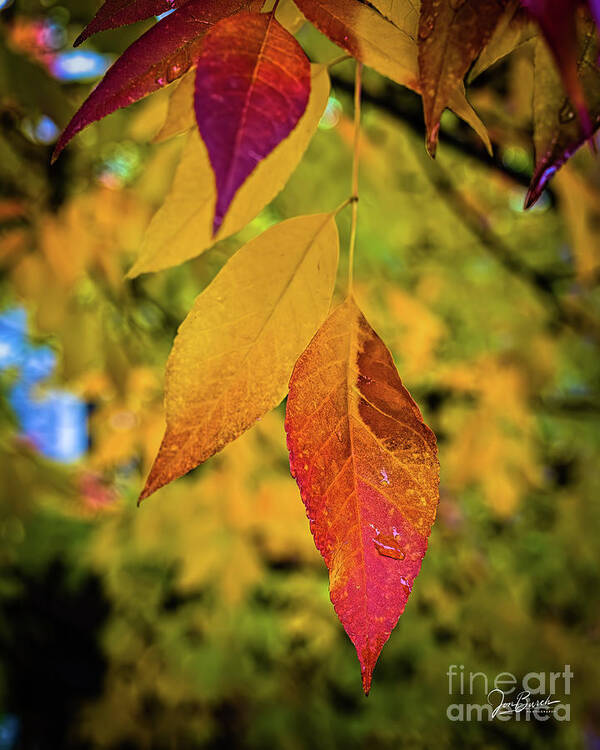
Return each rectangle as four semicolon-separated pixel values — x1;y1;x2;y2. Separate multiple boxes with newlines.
167;62;190;83
372;532;405;560
418;15;435;39
380;468;390;485
558;99;575;124
155;75;167;86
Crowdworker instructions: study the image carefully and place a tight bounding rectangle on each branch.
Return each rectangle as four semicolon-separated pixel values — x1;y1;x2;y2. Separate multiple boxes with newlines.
412;149;600;342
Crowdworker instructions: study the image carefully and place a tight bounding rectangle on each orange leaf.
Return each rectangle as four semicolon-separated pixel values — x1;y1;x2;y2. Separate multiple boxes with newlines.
285;297;439;694
140;213;339;500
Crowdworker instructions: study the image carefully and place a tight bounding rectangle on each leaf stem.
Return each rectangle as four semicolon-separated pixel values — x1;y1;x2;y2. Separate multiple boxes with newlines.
347;61;362;297
334;195;357;217
327;54;352;69
270;0;282;16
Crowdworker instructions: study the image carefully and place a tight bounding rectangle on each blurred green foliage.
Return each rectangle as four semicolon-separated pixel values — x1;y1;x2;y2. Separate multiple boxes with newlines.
1;3;600;749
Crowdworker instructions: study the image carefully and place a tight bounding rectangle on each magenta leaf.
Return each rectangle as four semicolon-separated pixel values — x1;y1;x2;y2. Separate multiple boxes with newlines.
74;0;190;47
53;0;261;162
194;11;311;234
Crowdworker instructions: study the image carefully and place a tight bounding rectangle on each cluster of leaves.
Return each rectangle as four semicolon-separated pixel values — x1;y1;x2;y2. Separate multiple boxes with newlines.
46;0;600;693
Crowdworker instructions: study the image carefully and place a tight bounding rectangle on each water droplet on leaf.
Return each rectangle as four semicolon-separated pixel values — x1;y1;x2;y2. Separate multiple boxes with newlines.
372;531;405;560
419;15;435;40
558;99;576;124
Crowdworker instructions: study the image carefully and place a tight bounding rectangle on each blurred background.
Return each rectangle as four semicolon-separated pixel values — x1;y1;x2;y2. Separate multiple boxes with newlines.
1;1;600;748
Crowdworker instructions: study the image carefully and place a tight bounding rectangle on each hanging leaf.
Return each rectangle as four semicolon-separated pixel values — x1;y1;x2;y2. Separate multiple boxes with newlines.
520;0;592;133
140;212;339;500
526;13;600;208
74;0;190;47
469;2;535;81
53;0;262;161
285;297;439;694
417;0;508;156
293;0;491;153
129;63;330;276
194;12;310;234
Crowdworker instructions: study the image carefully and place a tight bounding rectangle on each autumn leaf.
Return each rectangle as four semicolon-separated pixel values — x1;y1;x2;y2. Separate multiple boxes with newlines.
194;11;310;234
52;0;262;161
520;0;592;134
74;0;190;47
469;1;535;82
295;0;419;89
129;63;330;276
369;0;419;31
140;212;339;500
526;12;600;208
294;0;491;153
153;69;196;142
263;0;307;33
285;296;439;693
417;0;508;156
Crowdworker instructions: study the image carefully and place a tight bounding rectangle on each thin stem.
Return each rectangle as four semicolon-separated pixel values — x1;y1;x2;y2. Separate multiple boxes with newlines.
347;61;362;297
333;195;358;217
327;54;352;69
270;0;282;16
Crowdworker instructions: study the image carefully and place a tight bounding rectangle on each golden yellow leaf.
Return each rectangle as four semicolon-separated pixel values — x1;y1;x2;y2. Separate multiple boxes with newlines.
153;70;196;143
128;63;330;277
264;0;306;33
140;212;339;500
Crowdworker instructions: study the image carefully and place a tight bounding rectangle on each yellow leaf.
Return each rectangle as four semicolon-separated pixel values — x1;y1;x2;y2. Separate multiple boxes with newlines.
369;0;419;34
128;63;330;277
140;212;339;499
153;70;196;143
264;0;307;33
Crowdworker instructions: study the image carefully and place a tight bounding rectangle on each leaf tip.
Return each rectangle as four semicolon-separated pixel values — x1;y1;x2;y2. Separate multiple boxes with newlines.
523;189;537;210
138;476;159;504
362;670;372;696
426;122;440;158
125;264;140;280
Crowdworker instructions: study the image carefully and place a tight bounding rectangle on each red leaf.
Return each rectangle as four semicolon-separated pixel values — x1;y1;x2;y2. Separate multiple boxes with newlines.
74;0;189;47
285;297;439;694
194;11;310;234
53;0;261;162
520;0;592;134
